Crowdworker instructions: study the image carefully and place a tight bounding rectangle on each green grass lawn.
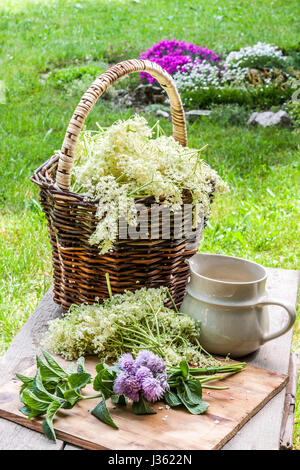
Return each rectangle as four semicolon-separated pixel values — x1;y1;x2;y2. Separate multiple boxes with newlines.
0;0;299;446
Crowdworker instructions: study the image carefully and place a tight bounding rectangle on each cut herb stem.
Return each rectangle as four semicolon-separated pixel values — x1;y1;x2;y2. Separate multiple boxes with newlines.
105;272;113;299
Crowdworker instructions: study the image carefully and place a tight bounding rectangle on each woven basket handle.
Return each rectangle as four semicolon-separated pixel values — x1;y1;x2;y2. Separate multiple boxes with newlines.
56;59;187;191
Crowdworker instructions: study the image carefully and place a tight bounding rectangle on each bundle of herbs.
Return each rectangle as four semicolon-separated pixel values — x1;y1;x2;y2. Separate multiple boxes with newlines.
42;285;218;367
17;350;246;442
67;115;229;254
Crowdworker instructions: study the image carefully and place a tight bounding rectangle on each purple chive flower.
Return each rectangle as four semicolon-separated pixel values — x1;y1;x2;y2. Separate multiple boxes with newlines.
118;353;137;374
135;350;166;374
114;350;169;403
142;376;165;402
113;371;140;402
136;365;152;387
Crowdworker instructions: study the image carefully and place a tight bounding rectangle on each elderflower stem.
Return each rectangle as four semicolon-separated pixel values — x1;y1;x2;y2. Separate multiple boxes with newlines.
166;288;179;313
105;273;113;299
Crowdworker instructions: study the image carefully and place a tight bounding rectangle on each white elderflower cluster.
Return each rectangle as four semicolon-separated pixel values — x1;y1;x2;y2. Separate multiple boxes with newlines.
70;115;228;253
42;286;220;367
225;42;285;66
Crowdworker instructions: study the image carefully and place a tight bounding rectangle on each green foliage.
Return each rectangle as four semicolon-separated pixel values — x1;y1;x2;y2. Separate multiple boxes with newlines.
209;104;249;126
18;353;97;442
132;396;157;415
181;83;293;109
283;47;300;68
284;100;300;126
104;40;141;64
164;361;246;415
91;397;119;429
48;65;104;89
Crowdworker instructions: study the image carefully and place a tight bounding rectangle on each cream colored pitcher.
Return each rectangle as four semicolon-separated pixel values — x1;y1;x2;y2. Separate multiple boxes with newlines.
180;253;296;357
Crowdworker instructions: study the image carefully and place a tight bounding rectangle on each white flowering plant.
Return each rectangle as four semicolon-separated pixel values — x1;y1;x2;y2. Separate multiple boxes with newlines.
172;42;298;108
69;115;228;254
42;286;221;367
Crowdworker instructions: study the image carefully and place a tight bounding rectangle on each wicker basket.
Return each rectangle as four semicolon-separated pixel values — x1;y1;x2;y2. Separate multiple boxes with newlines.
32;59;213;311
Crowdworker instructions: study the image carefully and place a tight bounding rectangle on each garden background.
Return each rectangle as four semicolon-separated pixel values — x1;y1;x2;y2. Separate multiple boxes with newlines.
0;0;299;446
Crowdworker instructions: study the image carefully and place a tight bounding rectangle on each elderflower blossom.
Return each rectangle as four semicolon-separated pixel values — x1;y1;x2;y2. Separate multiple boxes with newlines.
70;115;228;254
42;286;220;368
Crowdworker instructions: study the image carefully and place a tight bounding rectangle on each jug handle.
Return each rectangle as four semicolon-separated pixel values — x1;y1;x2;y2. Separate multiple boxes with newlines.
257;298;296;344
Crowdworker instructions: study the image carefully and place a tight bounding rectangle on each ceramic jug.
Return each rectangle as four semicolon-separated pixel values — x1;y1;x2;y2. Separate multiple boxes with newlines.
180;253;296;357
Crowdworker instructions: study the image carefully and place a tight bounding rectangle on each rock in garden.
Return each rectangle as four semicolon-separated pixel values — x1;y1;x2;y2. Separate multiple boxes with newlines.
185;110;211;121
248;111;291;127
130;84;165;105
156;109;170;119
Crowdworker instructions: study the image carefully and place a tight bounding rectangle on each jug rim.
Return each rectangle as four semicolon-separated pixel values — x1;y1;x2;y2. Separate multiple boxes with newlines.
188;253;267;285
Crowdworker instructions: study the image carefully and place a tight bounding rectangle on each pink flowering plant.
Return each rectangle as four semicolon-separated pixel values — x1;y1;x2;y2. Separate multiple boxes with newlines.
139;38;221;83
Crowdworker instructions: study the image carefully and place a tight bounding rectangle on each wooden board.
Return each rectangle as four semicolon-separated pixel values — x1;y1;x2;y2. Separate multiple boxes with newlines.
0;356;288;450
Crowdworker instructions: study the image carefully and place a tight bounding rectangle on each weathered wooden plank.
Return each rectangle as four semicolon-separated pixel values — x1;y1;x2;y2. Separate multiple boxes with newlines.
0;288;64;450
280;353;298;450
223;268;299;450
64;444;83;450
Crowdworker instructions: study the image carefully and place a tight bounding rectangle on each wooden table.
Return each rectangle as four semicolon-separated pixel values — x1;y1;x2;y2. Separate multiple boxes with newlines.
0;268;298;450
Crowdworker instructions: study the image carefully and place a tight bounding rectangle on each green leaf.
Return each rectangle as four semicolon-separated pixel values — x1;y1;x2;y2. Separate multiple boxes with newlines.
163;389;182;407
182;380;203;405
42;400;62;442
36;356;62;383
66;363;76;375
132;396;156;415
96;359;119;375
93;369;114;398
21;389;51;413
111;394;127;406
34;370;61;402
64;389;80;406
95;360;105;373
19;405;43;419
16;373;34;385
177;390;209;415
55;383;68;398
68;372;91;390
91;398;118;429
179;359;189;380
42;350;68;379
76;357;86;374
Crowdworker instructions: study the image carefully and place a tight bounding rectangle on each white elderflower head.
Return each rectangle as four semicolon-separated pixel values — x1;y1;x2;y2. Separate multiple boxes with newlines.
69;115;228;254
42;286;220;367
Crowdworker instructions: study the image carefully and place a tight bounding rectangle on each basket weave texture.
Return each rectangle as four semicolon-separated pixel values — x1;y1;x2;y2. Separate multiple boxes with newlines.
32;59;213;310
